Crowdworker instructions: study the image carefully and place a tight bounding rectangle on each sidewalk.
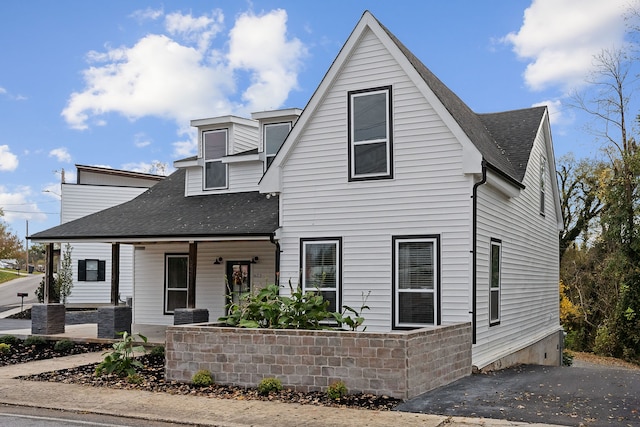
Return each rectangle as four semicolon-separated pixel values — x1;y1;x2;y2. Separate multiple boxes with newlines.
0;352;566;427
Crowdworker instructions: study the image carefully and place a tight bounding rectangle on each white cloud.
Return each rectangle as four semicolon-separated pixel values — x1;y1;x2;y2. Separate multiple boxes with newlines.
532;99;574;127
228;9;307;111
61;9;307;131
0;145;18;171
130;7;164;22
0;87;6;95
134;132;151;148
0;185;47;223
49;147;72;163
503;0;632;92
121;160;173;175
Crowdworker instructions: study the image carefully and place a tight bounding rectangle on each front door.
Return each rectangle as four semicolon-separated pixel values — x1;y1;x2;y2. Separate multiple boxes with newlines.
225;261;251;311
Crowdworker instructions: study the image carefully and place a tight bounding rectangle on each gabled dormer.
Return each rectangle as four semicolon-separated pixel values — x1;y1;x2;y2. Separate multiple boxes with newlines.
252;108;302;171
175;115;260;196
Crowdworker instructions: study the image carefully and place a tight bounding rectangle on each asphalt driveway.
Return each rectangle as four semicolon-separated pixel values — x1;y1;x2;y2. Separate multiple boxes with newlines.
396;362;639;426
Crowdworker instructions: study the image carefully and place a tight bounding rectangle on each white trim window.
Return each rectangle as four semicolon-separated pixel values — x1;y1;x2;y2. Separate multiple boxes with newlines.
393;236;439;328
301;239;340;312
264;122;291;169
165;254;188;314
490;239;501;325
203;129;227;189
348;86;393;180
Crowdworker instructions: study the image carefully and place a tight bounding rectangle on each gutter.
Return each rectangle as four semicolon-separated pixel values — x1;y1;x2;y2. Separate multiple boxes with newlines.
471;160;488;345
270;233;281;287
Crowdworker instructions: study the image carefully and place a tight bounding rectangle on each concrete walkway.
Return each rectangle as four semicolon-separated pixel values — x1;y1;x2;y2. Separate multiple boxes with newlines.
0;352;565;427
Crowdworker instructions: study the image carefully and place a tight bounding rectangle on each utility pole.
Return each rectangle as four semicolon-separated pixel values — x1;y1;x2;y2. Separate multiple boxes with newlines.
25;220;29;273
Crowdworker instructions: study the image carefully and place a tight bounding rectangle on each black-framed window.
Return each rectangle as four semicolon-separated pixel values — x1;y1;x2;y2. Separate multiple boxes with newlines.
78;259;105;282
264;122;291;169
490;239;502;325
539;156;546;215
393;235;440;328
300;238;341;313
165;254;188;314
203;129;227;189
348;86;393;181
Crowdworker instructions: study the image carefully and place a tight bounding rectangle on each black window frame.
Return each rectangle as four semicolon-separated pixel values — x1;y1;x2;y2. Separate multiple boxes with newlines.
489;238;502;326
347;86;393;181
164;253;189;315
78;259;106;282
300;237;342;314
392;235;441;329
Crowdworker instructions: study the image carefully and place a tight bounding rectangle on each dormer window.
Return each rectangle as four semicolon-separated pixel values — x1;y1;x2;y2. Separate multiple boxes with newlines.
348;86;393;181
203;129;227;189
264;122;291;169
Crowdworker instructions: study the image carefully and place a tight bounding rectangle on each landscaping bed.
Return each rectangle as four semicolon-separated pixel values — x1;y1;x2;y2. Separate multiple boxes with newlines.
18;351;402;410
0;336;108;366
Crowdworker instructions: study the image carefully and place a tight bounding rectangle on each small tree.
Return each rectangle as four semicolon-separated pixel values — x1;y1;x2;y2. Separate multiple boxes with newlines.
57;243;73;304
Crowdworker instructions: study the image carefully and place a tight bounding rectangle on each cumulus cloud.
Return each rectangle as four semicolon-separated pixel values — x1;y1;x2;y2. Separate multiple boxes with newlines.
49;147;72;163
0;185;47;223
503;0;632;92
130;7;164;22
61;9;306;132
532;99;574;128
0;145;19;171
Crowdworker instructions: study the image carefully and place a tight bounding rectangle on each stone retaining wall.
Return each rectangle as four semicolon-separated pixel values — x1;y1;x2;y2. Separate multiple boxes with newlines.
165;322;472;399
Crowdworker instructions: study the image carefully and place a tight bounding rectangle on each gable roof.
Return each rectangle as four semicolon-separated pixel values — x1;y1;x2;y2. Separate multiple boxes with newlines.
261;11;546;191
30;168;279;242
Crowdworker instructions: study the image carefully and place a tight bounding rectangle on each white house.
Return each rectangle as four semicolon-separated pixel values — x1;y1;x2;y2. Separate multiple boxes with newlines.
30;11;562;371
60;165;163;306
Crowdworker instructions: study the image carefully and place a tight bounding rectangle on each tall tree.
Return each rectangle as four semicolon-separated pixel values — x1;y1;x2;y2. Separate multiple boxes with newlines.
0;214;23;260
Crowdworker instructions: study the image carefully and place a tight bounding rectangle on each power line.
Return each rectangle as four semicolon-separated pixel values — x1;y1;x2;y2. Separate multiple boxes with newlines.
2;209;59;214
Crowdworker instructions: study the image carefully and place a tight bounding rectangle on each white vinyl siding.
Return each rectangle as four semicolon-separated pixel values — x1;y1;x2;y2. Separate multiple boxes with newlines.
473;128;560;368
61;184;146;305
275;28;472;332
133;241;276;326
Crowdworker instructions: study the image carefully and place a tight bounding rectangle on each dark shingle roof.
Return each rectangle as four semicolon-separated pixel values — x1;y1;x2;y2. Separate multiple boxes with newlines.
30;168;279;241
377;16;544;184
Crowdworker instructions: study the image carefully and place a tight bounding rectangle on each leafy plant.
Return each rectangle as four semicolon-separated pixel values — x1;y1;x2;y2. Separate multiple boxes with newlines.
54;339;75;353
219;281;334;330
332;291;371;331
327;380;348;400
257;377;283;395
127;373;143;384
0;343;10;354
562;350;574;366
192;369;214;387
24;336;46;347
149;345;165;358
34;243;73;303
0;335;18;345
95;331;147;377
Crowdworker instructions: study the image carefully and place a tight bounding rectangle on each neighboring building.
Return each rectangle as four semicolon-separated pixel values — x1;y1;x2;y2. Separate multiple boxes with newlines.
60;164;164;307
31;11;562;371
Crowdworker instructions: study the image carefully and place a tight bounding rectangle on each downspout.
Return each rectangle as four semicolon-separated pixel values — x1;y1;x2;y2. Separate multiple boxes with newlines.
471;160;487;345
269;233;281;287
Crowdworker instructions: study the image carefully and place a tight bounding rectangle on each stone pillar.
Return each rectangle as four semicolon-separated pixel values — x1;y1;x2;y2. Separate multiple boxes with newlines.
97;305;132;339
174;308;209;325
31;303;65;335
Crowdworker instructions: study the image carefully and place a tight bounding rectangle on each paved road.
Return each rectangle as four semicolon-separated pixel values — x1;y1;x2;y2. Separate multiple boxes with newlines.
0;274;40;313
396;362;640;427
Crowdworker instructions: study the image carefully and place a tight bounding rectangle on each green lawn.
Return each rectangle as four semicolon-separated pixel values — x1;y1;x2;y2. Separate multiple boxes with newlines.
0;269;21;284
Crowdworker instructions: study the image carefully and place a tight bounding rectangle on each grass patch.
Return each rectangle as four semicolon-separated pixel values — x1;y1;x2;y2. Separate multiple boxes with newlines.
0;270;21;285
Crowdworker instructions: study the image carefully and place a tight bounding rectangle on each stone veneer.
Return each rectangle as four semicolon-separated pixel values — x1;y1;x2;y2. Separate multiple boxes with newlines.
165;322;471;399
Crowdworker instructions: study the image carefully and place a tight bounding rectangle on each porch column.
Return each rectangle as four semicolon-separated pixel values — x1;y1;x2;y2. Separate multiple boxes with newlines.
98;242;131;339
188;242;197;308
31;242;65;335
174;241;208;325
110;242;120;305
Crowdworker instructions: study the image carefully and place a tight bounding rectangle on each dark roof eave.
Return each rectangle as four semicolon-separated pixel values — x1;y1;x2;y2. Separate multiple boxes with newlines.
485;161;525;190
29;231;277;243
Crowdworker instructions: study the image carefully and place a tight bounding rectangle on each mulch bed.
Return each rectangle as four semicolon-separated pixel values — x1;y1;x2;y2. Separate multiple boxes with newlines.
0;338;109;367
18;352;401;410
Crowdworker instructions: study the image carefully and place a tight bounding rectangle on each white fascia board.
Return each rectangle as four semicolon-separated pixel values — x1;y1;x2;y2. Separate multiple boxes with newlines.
251;108;303;121
190;115;257;129
259;165;282;194
540;110;564;231
222;154;261;164
485;169;522;199
174;158;199;168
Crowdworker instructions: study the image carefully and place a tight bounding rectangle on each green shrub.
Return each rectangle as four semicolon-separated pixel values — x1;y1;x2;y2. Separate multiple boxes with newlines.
95;331;147;377
24;336;46;347
149;345;165;357
126;374;143;384
593;323;616;357
54;339;75;353
0;335;19;345
192;369;214;387
562;350;574;366
0;343;10;354
327;380;348;400
257;377;283;395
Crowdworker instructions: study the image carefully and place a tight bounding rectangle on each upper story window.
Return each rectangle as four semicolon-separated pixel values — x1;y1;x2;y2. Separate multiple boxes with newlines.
264;122;291;169
203;129;227;190
348;86;393;181
539;156;546;215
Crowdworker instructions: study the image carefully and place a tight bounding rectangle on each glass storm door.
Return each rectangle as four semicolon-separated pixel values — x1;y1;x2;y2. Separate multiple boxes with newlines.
226;261;251;310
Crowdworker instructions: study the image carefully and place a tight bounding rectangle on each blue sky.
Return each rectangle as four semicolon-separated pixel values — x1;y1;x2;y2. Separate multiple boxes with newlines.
0;0;637;243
